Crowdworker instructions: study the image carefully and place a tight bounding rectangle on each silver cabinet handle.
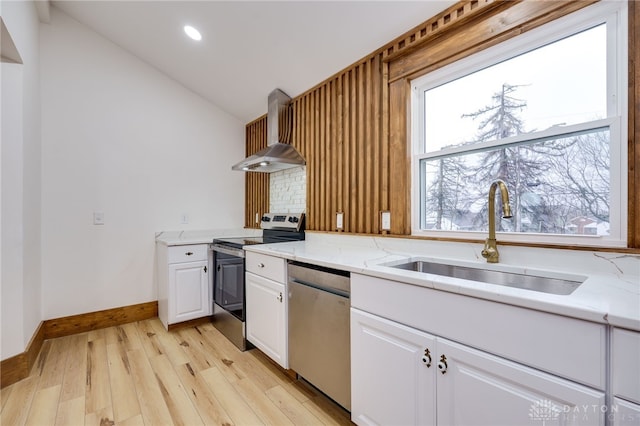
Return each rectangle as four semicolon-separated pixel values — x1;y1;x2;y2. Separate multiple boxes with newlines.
277;292;283;302
185;251;194;256
258;263;265;268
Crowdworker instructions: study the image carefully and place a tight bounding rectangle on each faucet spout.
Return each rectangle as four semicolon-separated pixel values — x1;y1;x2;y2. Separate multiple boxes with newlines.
481;180;512;263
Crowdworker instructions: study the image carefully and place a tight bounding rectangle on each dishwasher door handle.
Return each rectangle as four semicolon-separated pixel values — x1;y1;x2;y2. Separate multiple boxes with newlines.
289;278;350;298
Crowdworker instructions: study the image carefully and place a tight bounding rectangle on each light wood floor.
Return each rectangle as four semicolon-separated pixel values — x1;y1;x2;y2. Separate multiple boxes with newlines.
0;318;353;426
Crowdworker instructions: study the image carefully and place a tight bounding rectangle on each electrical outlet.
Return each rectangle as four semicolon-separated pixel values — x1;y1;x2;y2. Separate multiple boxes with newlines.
255;212;260;224
336;212;344;230
93;211;104;225
180;213;189;224
381;211;391;230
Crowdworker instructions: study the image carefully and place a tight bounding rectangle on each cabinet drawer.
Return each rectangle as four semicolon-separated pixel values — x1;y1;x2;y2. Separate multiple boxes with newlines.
246;251;286;283
168;244;208;263
612;328;640;404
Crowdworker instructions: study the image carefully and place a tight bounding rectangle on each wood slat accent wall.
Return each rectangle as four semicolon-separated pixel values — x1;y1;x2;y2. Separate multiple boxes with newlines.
629;0;639;248
382;0;501;62
292;55;387;234
244;116;269;229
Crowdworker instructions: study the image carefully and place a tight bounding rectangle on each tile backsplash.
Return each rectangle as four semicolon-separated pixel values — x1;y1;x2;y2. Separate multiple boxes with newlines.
270;166;306;213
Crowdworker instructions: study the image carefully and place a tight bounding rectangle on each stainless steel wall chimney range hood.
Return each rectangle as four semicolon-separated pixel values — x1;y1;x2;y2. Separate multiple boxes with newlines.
232;89;306;173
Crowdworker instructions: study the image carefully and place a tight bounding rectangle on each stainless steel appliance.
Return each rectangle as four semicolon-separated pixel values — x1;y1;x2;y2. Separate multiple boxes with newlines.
210;213;304;351
288;261;351;411
231;89;305;173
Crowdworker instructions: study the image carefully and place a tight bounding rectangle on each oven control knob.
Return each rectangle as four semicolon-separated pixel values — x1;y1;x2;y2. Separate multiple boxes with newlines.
261;216;271;222
288;216;299;223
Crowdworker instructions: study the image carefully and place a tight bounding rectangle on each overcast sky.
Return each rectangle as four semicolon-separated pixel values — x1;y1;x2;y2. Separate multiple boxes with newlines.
422;24;606;152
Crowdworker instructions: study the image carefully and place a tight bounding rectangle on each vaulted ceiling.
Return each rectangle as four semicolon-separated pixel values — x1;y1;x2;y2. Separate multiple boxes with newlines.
52;1;456;123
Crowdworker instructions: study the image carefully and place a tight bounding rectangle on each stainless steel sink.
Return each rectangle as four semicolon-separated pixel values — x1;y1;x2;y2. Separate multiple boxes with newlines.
389;261;584;295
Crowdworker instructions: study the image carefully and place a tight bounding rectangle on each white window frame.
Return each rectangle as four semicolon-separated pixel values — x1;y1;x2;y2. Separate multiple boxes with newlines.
410;1;628;248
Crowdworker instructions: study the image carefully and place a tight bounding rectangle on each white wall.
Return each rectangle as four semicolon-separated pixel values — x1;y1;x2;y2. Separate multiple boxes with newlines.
270;166;306;213
40;7;245;319
1;0;42;360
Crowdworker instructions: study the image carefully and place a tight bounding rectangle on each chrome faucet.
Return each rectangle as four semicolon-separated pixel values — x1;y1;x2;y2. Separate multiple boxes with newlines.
481;180;512;263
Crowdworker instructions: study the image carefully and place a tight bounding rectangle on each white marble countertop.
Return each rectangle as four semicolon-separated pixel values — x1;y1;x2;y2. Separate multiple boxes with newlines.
244;232;640;331
155;228;262;246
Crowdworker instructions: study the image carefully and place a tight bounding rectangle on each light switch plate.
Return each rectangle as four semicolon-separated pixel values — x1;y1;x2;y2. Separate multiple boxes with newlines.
180;213;189;224
93;211;104;225
381;211;391;230
336;212;344;230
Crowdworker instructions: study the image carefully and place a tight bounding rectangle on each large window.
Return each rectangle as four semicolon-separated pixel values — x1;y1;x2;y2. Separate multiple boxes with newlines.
411;2;627;247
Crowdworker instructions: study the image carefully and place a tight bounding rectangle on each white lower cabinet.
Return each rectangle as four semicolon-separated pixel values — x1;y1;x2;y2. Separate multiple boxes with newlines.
245;271;287;368
611;328;640;425
611;398;640;426
612;327;640;404
170;260;209;323
351;308;605;426
436;338;605;426
351;309;436;426
157;243;211;329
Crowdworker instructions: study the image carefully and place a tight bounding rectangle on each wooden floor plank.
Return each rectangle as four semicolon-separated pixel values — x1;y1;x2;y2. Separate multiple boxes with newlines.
60;333;88;402
147;319;190;366
0;382;13;412
107;343;141;422
266;385;324;425
117;413;145;426
55;395;85;426
85;405;114;426
303;394;352;426
197;324;248;383
243;349;292;392
233;377;295;426
25;384;61;426
200;366;264;425
135;319;164;359
85;338;111;414
148;354;203;426
118;323;144;352
32;339;52;377
174;328;216;373
0;375;39;426
126;348;174;426
87;328;106;342
173;362;235;426
38;336;71;390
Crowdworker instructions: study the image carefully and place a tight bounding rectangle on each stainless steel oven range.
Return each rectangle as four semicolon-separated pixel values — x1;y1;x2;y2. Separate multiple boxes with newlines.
209;213;304;351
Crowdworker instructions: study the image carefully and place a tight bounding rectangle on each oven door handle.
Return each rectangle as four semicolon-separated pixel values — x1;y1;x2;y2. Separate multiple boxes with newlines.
210;243;245;258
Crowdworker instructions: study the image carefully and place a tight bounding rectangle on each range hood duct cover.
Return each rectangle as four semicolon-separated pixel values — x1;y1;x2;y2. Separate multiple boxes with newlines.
232;89;306;173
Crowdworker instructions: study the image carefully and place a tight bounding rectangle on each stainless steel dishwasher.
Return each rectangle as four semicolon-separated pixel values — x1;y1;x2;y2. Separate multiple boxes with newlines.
287;261;351;411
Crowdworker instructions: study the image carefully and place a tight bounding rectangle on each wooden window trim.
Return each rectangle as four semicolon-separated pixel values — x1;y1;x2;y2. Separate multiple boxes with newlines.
388;0;639;251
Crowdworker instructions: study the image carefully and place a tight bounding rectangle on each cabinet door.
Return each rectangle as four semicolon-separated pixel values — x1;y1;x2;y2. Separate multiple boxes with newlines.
436;338;605;426
245;272;287;368
351;308;436;426
169;260;210;324
611;398;640;426
612;328;640;404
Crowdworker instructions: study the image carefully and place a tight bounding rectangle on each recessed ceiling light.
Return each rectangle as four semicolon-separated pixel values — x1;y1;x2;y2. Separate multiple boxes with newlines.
184;25;202;41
